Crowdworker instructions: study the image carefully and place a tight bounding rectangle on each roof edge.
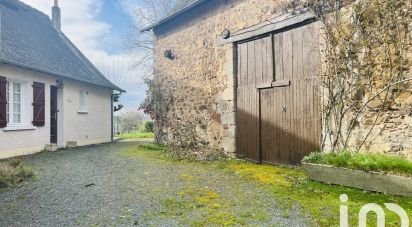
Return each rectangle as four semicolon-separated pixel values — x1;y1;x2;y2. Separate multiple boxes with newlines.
0;60;125;92
58;33;126;93
140;0;207;32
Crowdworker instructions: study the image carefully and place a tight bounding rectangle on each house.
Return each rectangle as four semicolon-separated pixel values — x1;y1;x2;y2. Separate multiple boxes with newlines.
0;0;124;159
142;0;412;164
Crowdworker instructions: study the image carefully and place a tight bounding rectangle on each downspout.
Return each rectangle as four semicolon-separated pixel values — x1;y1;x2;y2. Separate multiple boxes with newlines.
111;93;114;142
111;91;124;142
233;43;239;155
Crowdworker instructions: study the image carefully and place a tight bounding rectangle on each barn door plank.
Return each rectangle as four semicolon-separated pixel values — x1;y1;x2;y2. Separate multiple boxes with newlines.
255;39;264;85
274;33;283;81
282;30;293;81
247;41;255;86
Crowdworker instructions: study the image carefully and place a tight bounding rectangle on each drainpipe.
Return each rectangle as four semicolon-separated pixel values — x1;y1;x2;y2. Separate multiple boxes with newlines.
111;93;114;142
111;91;124;142
233;43;238;155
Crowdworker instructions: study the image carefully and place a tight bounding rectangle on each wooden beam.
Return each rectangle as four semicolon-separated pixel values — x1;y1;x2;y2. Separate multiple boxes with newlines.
256;80;291;89
272;80;291;87
256;82;273;89
217;10;316;46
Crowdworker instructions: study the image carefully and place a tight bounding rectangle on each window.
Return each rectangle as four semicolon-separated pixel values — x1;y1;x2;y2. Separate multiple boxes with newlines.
79;90;88;113
6;81;23;124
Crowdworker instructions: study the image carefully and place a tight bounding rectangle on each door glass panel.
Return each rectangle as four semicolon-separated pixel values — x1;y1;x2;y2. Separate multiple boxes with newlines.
13;113;21;123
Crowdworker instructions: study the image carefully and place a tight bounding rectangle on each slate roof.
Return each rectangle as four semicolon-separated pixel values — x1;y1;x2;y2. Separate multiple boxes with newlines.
171;0;200;13
141;0;206;32
0;0;124;92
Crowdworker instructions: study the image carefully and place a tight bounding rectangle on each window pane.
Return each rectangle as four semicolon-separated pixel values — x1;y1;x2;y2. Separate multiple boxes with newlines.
13;93;21;103
6;82;24;124
13;83;21;92
79;90;86;110
13;113;21;123
13;103;21;113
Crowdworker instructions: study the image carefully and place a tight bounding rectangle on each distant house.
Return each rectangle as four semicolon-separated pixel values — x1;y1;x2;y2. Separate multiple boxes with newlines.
0;0;124;159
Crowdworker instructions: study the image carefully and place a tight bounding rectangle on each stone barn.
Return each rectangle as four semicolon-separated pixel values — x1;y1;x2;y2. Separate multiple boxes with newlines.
142;0;412;164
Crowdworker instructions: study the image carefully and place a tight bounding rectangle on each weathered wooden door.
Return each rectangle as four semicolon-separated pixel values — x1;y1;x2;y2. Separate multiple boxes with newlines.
236;22;321;165
236;35;273;162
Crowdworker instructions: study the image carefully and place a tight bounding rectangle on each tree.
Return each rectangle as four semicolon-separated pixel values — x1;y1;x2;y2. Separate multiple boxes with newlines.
130;0;187;143
118;111;144;134
129;0;188;79
143;121;154;133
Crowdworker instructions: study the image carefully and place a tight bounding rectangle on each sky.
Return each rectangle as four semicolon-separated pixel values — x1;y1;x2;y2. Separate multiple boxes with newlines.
21;0;148;114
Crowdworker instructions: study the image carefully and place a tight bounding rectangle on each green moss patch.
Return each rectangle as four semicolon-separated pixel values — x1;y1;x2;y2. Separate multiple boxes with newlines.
226;161;412;226
303;151;412;177
118;143;167;160
160;187;269;226
122;143;412;226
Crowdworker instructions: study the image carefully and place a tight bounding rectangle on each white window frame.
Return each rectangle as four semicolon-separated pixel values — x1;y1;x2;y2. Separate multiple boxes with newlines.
3;79;34;131
78;90;88;114
6;80;24;126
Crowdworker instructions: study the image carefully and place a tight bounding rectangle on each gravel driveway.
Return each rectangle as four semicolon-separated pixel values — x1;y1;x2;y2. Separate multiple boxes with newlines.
0;141;308;226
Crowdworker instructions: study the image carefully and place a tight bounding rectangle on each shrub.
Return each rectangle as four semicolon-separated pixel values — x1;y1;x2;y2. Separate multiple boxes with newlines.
303;151;412;177
143;121;154;133
0;159;33;188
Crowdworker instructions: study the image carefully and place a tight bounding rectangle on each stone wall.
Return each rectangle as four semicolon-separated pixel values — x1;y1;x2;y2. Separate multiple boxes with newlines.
319;1;412;159
152;0;298;156
151;0;412;159
348;68;412;159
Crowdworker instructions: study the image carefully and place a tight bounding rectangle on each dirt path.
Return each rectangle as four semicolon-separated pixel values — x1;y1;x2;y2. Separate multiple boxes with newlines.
0;141;308;226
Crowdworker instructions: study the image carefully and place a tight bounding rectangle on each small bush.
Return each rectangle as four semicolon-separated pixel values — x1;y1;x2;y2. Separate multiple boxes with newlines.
142;121;154;133
303;151;412;177
0;159;33;188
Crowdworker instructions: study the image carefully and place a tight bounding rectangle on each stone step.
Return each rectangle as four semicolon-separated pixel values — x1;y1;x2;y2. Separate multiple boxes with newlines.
45;144;59;152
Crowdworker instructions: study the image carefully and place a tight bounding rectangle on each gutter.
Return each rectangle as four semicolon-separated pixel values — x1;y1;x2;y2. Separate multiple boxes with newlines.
140;0;207;32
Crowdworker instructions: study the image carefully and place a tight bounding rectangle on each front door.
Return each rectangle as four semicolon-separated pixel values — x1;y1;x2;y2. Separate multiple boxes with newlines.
50;86;58;144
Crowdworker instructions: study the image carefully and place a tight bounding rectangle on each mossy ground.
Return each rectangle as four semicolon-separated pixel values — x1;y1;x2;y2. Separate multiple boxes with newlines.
122;143;412;226
227;162;412;226
120;143;277;226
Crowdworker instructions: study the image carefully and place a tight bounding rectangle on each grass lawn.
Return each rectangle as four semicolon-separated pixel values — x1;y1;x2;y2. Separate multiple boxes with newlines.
303;151;412;177
125;143;412;226
116;132;155;140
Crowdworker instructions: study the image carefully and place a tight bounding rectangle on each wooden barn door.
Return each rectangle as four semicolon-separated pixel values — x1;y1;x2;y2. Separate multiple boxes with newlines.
236;22;321;165
236;35;273;161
